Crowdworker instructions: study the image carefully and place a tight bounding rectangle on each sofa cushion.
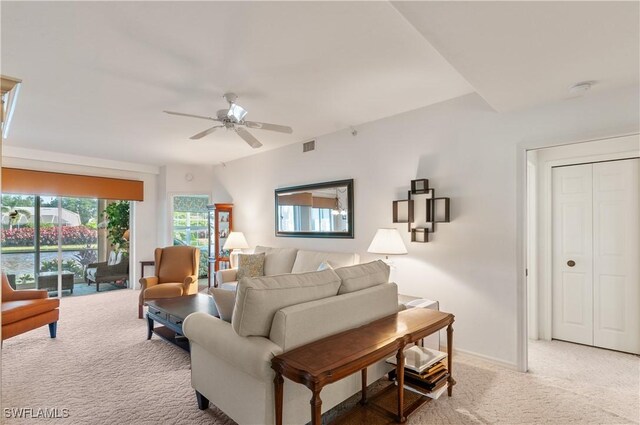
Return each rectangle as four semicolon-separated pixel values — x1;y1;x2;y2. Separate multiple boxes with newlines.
232;268;341;337
270;283;399;351
220;281;238;291
335;260;390;294
210;288;236;322
254;246;298;276
291;250;359;273
236;253;265;280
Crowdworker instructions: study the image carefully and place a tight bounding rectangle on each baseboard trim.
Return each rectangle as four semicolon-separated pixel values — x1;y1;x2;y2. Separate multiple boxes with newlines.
440;344;520;371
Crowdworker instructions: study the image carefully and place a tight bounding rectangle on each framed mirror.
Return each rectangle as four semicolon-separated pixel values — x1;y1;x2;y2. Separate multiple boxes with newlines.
275;179;354;238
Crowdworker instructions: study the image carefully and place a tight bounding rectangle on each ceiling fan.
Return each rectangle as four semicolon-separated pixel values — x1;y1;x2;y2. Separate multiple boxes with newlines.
164;93;293;149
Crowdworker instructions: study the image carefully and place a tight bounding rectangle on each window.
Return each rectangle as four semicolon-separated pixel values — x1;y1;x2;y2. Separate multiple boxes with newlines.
171;195;209;278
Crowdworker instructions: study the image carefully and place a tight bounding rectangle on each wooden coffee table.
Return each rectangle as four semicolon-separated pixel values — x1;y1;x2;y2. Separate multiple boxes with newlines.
146;294;217;352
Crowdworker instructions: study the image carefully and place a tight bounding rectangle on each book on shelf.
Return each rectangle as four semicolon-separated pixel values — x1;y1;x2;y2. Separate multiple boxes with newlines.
395;374;449;399
385;346;447;373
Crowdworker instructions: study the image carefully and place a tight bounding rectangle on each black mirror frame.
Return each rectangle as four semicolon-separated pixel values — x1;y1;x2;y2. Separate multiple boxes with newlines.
274;179;354;239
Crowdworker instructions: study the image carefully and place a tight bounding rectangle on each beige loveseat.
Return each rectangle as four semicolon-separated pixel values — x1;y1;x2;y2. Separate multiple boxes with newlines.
215;246;360;291
183;260;398;425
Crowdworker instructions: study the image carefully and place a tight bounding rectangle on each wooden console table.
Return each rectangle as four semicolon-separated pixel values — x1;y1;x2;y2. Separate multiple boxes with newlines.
271;308;455;425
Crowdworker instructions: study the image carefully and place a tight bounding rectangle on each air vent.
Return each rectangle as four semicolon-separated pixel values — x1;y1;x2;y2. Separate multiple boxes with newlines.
303;140;315;152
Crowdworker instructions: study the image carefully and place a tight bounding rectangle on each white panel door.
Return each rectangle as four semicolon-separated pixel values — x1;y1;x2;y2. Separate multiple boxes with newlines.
593;159;640;354
552;164;594;345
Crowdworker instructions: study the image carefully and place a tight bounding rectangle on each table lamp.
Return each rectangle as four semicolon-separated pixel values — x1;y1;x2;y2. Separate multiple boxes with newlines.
223;231;249;268
367;228;407;266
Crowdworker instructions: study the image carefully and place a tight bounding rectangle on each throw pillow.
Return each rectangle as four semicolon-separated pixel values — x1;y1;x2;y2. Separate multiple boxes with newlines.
210;288;236;323
335;260;390;294
317;261;334;271
236;253;265;280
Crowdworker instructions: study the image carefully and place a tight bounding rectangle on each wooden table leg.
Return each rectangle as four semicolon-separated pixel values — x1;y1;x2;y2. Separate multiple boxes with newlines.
360;368;368;405
447;322;454;397
274;372;284;425
310;387;322;425
396;348;406;423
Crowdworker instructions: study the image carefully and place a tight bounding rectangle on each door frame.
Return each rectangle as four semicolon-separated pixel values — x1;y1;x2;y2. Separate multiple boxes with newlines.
516;132;639;372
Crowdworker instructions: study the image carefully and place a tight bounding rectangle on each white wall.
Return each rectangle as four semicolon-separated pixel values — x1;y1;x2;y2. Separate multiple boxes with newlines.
212;86;639;367
528;134;640;341
1;148;160;289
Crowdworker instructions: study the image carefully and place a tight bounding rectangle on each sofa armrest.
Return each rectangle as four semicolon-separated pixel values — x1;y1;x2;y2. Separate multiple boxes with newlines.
183;312;282;381
215;268;237;285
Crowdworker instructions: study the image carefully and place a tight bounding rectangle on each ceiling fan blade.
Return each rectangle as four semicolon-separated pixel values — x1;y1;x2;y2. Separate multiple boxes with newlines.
244;120;293;134
164;110;220;122
190;126;223;140
235;127;263;149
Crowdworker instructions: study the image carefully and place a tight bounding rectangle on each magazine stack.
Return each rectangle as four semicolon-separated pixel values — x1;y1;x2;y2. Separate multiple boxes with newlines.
386;345;449;399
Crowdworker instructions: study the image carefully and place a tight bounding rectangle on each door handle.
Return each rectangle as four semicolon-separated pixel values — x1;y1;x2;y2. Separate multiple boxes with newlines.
567;260;576;267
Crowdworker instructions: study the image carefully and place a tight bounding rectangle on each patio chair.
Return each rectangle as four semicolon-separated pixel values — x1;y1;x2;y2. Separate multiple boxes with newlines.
138;246;199;318
1;272;59;341
85;251;129;292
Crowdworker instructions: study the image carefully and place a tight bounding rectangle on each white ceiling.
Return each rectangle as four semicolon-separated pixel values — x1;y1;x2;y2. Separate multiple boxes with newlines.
1;1;473;166
392;1;640;112
3;2;637;167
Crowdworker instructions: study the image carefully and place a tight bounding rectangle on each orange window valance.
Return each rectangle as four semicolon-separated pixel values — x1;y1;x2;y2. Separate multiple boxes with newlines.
1;168;144;201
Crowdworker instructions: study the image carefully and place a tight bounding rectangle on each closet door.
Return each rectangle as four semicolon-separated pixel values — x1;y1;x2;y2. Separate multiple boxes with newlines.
592;159;639;354
552;164;594;346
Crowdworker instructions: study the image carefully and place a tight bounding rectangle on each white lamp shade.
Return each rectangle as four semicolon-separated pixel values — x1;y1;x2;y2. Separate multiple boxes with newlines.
223;232;249;250
367;228;407;255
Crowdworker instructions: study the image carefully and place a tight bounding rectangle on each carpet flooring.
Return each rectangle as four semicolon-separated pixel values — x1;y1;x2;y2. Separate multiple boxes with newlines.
1;289;638;424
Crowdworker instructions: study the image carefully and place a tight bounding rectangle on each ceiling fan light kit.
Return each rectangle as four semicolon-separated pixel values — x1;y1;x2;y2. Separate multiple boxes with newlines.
164;92;292;149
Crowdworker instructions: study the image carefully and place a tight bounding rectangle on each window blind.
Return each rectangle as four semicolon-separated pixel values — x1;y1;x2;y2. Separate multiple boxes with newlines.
1;168;144;201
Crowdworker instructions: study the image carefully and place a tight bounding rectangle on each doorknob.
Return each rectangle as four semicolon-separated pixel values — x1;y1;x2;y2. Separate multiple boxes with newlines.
567;260;576;267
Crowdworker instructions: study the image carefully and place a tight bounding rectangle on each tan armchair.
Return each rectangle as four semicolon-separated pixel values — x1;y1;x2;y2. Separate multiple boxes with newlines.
138;246;200;318
2;272;60;341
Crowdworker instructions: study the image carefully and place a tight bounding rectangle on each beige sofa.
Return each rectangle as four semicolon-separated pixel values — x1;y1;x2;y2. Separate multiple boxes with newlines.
183;260;398;425
215;246;360;291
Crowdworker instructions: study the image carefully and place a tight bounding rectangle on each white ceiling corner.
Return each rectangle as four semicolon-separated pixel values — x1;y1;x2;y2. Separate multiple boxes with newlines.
392;1;640;112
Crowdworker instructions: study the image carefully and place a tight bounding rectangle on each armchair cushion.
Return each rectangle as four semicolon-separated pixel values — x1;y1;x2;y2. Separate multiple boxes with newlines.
143;282;184;299
2;298;60;325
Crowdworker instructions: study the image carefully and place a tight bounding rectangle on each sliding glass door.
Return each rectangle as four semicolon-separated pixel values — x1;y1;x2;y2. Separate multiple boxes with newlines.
1;194;127;297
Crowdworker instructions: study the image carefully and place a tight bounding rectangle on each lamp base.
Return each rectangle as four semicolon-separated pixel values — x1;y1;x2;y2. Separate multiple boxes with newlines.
229;249;242;269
